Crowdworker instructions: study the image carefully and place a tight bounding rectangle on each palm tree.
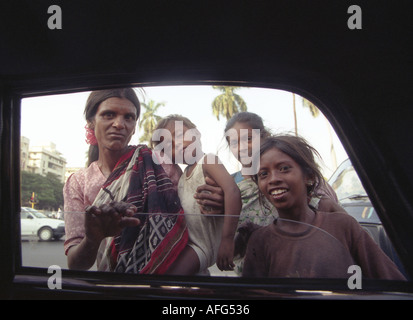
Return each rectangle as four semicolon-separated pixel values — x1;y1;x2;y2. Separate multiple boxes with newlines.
292;93;298;136
211;86;247;120
302;97;320;118
292;94;320;135
301;97;337;170
138;99;165;143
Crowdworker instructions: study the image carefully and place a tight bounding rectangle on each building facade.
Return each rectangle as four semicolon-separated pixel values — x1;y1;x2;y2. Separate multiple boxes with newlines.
22;137;67;183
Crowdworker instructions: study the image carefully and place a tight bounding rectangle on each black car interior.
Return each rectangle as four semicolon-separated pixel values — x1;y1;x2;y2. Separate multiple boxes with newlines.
1;1;412;299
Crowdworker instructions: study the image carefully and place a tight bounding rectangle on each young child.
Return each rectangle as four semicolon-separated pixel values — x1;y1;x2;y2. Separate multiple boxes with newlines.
153;114;242;275
224;111;342;275
242;134;405;280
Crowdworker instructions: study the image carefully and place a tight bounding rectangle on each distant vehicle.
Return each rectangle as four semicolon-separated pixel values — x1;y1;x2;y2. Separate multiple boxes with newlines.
328;159;407;277
20;207;65;241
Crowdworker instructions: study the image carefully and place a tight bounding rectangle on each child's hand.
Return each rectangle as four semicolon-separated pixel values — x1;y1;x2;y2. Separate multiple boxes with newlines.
217;238;235;271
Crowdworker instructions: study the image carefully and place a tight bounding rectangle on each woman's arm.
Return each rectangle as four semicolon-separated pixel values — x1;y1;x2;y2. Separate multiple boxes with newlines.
63;173;95;269
67;227;103;270
67;203;140;270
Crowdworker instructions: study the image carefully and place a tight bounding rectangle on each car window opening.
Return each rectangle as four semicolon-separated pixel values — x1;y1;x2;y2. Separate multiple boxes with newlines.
19;85;408;281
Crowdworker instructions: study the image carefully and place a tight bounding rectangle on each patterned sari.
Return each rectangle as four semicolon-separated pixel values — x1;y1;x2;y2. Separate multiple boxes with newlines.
94;145;188;274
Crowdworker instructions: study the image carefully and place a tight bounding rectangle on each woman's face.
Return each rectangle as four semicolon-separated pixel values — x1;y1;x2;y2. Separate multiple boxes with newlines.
90;97;138;152
227;121;260;166
257;147;310;215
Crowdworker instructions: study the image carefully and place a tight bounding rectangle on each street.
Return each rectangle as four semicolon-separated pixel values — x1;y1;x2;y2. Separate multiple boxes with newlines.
21;238;68;269
20;238;235;276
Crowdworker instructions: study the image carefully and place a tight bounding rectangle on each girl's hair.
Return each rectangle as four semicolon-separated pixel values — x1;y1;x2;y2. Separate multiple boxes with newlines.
151;114;197;148
224;111;271;139
84;88;141;166
255;134;325;198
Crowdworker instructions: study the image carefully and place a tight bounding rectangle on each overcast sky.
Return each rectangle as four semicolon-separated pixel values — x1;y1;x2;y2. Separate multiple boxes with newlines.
21;85;348;178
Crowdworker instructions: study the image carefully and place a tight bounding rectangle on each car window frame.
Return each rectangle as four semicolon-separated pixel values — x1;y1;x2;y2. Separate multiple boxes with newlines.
1;79;411;299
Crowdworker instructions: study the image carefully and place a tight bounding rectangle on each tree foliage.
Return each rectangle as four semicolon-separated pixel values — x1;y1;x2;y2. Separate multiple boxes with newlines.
211;86;247;120
300;97;337;169
302;97;320;118
139;99;165;144
21;171;64;210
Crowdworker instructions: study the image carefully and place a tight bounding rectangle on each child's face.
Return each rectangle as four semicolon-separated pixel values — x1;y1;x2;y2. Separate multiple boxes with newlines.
227;121;260;166
257;147;310;214
163;121;201;164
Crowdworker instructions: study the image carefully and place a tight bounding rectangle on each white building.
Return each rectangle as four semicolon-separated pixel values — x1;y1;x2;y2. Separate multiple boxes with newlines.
23;139;67;183
20;136;30;171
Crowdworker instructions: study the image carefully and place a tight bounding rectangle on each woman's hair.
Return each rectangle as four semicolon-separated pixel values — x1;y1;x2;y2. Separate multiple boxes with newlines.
151;114;197;148
84;88;141;166
255;134;325;198
224;111;271;139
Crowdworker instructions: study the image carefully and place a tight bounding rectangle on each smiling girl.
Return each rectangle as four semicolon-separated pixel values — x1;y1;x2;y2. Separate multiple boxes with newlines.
242;135;405;280
224;112;342;276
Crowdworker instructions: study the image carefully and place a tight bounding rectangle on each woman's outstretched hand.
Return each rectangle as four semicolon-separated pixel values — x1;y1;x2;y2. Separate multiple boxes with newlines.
67;201;140;270
84;201;140;244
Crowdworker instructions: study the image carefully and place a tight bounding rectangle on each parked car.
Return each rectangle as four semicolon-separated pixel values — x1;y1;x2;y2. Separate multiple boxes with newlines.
328;159;407;277
20;207;65;241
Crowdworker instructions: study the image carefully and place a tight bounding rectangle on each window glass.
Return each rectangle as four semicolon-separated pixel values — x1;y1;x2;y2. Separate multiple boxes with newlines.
19;85;406;280
331;163;366;201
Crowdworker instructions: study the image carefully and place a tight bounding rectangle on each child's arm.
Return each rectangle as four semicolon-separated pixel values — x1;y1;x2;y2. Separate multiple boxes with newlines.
202;154;242;271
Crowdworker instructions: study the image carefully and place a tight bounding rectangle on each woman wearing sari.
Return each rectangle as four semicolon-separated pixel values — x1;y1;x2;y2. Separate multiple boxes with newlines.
63;88;189;273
